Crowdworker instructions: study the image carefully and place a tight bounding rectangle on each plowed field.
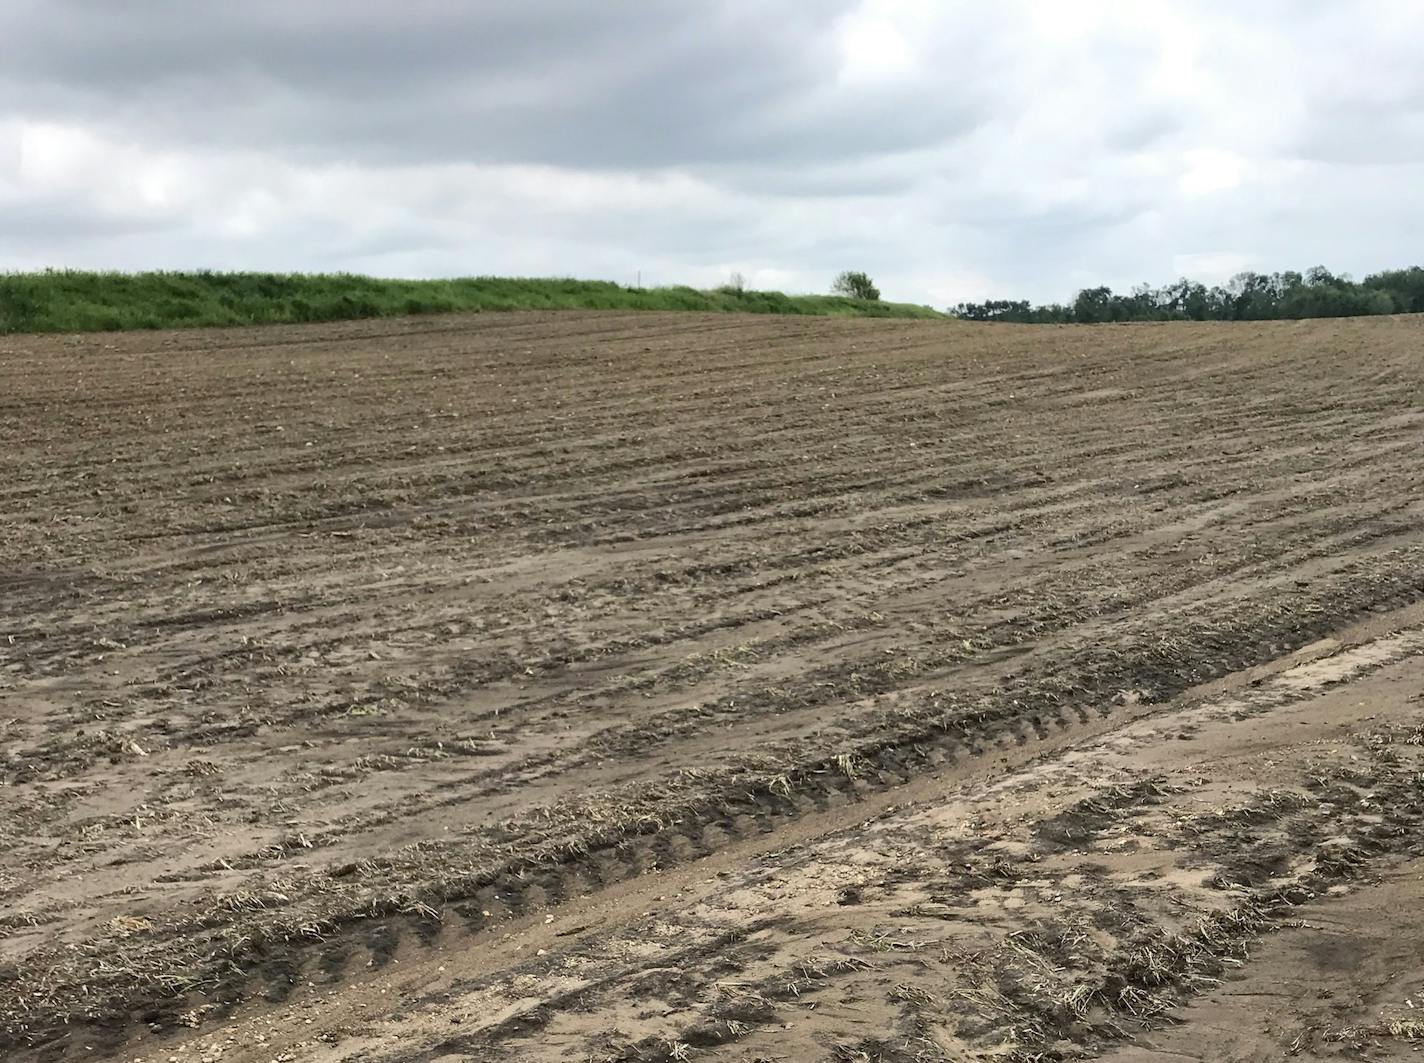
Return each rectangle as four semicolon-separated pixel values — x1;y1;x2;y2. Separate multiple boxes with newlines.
4;311;1424;1062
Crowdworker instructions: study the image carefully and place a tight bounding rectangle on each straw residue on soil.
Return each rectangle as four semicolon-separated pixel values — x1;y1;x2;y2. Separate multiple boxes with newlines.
3;311;1424;1060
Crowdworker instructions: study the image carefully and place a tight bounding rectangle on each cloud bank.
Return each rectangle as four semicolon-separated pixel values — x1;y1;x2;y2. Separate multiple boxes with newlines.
3;0;1422;304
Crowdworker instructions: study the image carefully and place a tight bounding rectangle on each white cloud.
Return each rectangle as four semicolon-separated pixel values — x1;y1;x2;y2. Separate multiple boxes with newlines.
835;0;927;85
1171;252;1254;285
1178;149;1250;198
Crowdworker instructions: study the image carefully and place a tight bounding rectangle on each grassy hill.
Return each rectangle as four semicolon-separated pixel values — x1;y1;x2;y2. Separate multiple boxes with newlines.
0;271;944;333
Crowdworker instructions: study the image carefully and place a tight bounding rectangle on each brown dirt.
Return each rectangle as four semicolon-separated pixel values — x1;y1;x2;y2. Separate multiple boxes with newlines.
3;310;1424;1061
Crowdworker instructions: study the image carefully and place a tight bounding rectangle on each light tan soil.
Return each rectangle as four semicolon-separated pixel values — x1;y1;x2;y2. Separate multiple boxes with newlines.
100;612;1424;1063
3;311;1424;1061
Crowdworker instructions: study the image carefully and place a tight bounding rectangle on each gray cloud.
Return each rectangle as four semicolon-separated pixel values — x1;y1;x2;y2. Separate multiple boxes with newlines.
3;0;984;169
3;1;1423;304
0;196;175;241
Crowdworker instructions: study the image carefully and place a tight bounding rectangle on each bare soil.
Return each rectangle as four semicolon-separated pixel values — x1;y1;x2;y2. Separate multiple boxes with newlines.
3;311;1424;1061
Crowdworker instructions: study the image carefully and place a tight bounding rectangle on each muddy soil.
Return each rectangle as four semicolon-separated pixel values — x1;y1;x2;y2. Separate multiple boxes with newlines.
3;311;1424;1060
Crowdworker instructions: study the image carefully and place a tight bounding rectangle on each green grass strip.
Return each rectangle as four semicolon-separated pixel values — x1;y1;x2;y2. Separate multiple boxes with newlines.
0;271;943;333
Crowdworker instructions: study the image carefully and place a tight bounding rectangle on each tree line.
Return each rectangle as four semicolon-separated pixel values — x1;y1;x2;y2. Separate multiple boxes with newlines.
949;266;1424;323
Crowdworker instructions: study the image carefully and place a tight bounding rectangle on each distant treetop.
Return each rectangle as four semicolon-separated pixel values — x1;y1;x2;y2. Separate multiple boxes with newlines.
949;266;1424;323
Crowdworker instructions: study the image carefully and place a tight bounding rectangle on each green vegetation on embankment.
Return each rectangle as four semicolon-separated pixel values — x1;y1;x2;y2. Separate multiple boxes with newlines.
0;271;943;333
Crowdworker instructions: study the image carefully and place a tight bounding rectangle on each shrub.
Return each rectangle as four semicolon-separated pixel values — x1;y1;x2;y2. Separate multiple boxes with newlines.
832;271;880;301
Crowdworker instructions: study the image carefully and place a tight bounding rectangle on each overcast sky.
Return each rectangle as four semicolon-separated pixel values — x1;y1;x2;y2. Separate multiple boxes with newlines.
3;1;1422;305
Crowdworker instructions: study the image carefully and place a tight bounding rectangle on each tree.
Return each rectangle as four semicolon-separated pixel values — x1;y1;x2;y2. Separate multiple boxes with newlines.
1160;278;1213;319
1072;286;1116;323
946;261;1413;324
1364;267;1424;312
1227;271;1281;319
832;271;880;301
